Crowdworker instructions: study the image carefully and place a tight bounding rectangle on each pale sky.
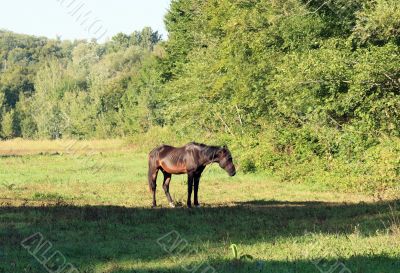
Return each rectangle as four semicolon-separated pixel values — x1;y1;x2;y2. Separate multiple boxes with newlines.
0;0;171;42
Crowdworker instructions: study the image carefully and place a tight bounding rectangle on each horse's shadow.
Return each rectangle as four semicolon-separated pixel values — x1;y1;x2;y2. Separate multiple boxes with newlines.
0;198;399;272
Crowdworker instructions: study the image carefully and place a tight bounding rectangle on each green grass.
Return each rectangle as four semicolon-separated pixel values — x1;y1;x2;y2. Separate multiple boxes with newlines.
0;140;399;273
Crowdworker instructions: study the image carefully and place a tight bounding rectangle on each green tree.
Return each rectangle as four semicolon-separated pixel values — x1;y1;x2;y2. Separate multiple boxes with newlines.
1;109;18;139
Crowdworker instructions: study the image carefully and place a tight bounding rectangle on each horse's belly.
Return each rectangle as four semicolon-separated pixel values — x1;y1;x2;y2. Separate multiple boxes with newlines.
160;161;187;174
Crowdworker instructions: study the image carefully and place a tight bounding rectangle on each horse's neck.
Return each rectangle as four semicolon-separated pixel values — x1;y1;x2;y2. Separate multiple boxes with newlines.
202;146;220;165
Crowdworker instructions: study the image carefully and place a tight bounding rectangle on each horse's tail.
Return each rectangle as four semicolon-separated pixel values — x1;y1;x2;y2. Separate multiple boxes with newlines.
148;147;160;192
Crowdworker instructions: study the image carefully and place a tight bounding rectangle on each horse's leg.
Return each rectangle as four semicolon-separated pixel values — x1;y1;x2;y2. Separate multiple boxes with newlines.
187;173;194;208
194;175;200;207
148;167;159;208
193;167;204;208
162;172;174;207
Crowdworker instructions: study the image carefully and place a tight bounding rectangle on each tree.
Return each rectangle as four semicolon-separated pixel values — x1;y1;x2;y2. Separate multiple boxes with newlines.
1;110;18;139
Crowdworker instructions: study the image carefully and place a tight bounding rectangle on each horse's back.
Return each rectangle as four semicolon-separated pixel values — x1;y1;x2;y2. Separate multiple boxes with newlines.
149;143;207;164
149;144;173;155
148;144;183;161
150;142;201;155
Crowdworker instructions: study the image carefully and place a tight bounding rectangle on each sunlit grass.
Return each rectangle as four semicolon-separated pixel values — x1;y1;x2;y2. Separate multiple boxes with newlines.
0;138;128;155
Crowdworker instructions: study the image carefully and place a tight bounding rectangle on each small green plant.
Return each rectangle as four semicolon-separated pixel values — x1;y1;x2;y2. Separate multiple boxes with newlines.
230;244;254;261
230;244;239;260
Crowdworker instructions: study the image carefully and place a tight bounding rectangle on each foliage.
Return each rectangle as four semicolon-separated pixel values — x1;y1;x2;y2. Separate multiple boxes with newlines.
1;109;18;138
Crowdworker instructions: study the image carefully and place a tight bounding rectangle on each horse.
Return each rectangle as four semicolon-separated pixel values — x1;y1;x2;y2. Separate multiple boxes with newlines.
148;142;236;208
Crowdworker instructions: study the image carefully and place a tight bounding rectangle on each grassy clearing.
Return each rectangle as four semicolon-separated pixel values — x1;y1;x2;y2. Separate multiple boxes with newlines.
0;140;399;273
0;138;129;155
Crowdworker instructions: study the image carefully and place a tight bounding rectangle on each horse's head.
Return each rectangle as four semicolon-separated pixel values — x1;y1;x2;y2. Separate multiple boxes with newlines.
217;145;236;176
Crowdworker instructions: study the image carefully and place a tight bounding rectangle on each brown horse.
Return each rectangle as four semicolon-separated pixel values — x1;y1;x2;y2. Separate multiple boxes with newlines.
148;142;236;208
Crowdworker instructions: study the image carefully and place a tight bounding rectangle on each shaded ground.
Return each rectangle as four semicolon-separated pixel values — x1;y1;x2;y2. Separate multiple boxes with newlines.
1;199;399;273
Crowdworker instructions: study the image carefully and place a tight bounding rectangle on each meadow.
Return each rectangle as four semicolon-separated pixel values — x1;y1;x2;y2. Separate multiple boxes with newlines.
0;139;399;273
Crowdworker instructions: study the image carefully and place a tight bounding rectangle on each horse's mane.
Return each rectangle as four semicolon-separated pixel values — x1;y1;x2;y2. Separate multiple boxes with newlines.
186;142;222;159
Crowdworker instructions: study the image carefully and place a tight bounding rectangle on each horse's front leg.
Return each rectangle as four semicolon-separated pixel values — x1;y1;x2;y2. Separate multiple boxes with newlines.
187;173;194;208
194;175;200;207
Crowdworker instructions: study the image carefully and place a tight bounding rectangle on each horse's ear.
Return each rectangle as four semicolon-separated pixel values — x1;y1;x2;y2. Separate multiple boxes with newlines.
218;145;226;154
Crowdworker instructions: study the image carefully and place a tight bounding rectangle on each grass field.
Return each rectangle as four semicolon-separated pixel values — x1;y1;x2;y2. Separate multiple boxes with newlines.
0;139;399;273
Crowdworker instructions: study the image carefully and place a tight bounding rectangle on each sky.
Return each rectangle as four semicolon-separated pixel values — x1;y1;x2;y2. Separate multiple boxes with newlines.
0;0;171;42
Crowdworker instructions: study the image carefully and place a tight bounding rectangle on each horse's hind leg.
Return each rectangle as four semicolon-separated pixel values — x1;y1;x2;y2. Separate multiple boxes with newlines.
148;167;159;208
162;172;174;207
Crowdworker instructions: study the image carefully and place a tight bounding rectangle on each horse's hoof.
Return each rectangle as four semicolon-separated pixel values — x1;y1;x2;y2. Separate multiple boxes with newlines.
151;205;157;209
169;202;176;208
195;204;201;208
